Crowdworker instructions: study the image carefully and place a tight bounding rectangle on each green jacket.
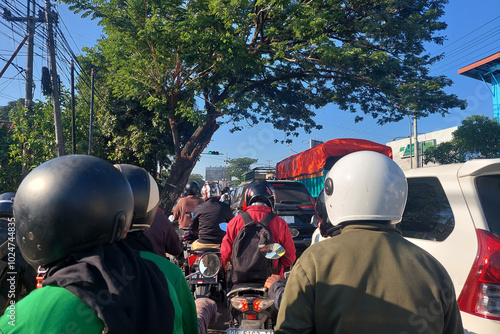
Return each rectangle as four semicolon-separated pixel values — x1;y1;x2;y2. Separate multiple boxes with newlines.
0;253;198;334
140;251;198;334
275;223;464;334
0;285;104;333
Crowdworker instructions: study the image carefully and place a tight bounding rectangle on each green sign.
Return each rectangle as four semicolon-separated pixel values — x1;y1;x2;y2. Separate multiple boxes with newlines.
400;139;436;158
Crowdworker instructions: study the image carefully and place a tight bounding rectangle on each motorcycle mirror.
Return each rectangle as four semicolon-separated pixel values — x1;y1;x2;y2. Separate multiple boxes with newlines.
199;253;221;278
219;222;228;232
264;243;286;260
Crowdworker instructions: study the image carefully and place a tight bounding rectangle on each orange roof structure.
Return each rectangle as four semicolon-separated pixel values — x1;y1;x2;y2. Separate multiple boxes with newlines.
275;138;393;180
458;52;500;81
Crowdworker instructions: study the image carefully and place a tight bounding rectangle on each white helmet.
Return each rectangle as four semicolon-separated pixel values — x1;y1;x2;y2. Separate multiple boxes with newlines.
201;182;221;200
323;151;407;226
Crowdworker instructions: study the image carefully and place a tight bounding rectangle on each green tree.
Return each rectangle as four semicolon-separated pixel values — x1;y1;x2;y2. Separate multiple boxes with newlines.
424;115;500;164
0;120;21;193
63;0;466;212
0;100;21;121
0;91;90;191
74;50;196;177
226;157;258;184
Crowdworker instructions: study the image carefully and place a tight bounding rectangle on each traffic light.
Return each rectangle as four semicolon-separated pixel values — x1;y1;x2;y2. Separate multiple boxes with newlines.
208;151;221;155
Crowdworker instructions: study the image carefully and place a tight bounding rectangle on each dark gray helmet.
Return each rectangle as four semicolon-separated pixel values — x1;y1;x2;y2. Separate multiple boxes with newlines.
0;193;14;218
115;164;160;231
185;181;200;196
14;155;134;267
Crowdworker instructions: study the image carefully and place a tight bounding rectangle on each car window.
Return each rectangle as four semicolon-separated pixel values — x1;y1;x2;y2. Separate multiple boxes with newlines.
476;175;500;237
271;182;313;206
396;177;454;241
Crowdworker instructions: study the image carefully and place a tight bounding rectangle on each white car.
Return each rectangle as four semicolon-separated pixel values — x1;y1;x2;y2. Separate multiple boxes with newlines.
400;159;500;333
312;159;500;333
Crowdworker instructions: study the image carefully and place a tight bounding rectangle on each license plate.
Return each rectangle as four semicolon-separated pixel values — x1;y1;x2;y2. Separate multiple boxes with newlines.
189;273;216;284
226;329;273;334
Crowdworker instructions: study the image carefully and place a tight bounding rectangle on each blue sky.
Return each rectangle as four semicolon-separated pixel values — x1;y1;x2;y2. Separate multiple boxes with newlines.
0;1;499;177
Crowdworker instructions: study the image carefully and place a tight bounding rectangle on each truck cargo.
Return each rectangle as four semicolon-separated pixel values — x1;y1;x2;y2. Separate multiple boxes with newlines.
275;138;393;197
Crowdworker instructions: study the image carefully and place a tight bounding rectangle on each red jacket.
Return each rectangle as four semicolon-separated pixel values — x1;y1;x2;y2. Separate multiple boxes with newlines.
221;205;296;273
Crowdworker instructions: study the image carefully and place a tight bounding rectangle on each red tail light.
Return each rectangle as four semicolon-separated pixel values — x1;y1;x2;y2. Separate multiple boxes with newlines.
458;229;500;320
253;299;274;312
230;297;248;312
298;197;316;210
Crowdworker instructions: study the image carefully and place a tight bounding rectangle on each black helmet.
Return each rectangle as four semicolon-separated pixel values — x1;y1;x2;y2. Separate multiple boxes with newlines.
316;189;340;238
244;180;275;210
14;155;134;267
185;181;200;196
115;164;160;231
0;192;15;218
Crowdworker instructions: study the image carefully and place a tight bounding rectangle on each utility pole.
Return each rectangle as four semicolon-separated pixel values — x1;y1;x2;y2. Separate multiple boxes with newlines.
45;0;64;156
71;61;76;154
0;36;27;79
88;68;96;155
25;0;35;112
2;0;44;111
407;115;413;169
413;115;419;168
3;0;45;177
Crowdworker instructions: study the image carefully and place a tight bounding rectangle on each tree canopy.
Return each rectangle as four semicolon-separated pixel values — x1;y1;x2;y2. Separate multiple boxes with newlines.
226;157;258;183
62;0;466;212
424;115;500;164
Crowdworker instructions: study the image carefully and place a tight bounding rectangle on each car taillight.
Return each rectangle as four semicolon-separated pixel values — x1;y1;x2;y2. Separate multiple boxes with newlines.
231;297;248;312
458;229;500;320
253;299;274;312
298;196;315;210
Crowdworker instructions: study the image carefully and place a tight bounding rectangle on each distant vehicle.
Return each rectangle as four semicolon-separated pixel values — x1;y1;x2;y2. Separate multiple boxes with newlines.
275;138;393;198
230;180;316;258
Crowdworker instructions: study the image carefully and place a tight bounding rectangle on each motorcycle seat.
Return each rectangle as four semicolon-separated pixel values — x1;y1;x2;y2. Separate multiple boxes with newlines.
227;283;267;298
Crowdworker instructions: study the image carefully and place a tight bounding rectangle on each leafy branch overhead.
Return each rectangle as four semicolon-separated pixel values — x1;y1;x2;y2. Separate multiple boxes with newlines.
60;0;467;211
64;0;465;140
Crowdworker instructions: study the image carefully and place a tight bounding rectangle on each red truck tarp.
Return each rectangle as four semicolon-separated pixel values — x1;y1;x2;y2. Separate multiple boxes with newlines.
275;138;393;180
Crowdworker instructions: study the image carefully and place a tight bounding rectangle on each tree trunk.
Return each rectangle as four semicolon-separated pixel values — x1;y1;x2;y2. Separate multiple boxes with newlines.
159;117;220;214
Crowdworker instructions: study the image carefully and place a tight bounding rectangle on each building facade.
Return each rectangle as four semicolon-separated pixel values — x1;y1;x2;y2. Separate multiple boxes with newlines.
386;126;457;170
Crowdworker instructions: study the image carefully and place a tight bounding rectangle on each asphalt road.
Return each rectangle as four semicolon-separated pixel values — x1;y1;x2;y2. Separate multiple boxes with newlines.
208;300;230;333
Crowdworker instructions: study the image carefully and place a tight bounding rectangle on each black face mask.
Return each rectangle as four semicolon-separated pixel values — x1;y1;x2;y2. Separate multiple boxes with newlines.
319;219;341;238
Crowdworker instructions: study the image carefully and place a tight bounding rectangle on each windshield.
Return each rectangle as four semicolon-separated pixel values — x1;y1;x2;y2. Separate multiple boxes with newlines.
476;175;500;237
271;182;313;206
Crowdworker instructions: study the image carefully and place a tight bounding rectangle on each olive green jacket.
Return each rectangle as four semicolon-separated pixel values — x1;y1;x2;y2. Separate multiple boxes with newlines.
275;223;464;334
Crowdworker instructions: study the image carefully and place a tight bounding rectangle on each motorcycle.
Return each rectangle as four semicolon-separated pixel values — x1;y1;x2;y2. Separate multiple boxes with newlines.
186;251;226;302
225;243;289;334
181;223;228;302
